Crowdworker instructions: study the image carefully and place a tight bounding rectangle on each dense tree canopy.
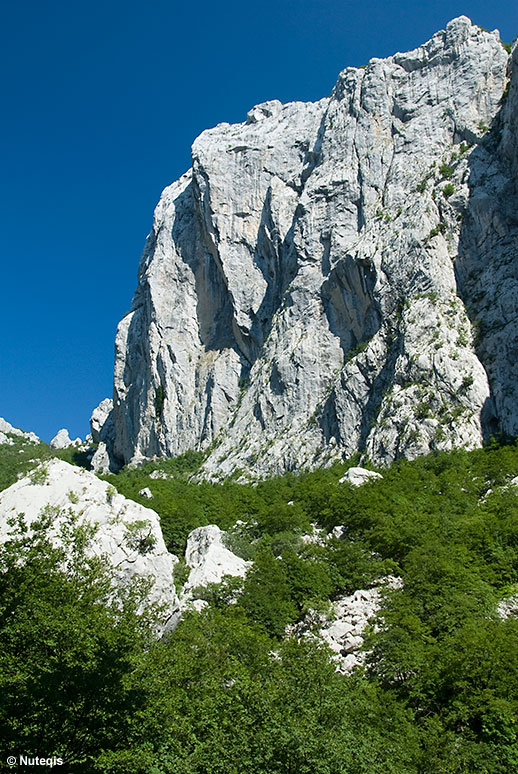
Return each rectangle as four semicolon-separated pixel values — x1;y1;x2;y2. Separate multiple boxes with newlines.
2;436;518;770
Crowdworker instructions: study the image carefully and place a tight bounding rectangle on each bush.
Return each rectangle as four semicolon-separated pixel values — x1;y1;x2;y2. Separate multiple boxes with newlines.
428;222;446;238
0;510;158;771
443;183;455;198
439;163;454;179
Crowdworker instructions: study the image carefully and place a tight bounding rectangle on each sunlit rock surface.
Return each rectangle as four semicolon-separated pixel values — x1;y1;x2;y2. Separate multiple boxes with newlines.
111;18;517;478
181;524;250;599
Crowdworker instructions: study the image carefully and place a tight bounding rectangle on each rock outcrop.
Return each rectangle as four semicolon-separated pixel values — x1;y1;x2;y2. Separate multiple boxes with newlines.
0;417;39;444
498;594;518;619
50;428;81;450
0;459;179;632
287;576;403;672
181;524;250;597
110;18;517;478
339;467;383;486
90;398;115;446
89;399;118;473
91;442;113;474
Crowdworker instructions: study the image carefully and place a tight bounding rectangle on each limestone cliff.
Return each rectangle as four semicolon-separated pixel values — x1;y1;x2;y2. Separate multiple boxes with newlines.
109;17;517;478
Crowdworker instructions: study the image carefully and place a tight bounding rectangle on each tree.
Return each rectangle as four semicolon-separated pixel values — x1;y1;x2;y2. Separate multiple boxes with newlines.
0;509;158;771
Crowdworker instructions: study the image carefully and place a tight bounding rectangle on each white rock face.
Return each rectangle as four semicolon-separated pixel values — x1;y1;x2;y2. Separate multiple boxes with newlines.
339;467;383;486
0;431;14;445
50;428;77;449
0;417;39;444
0;459;179;631
111;18;515;477
301;523;327;546
90;398;115;445
91;442;113;474
182;524;250;596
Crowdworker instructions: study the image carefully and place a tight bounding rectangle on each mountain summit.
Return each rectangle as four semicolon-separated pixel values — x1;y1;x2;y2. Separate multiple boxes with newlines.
103;18;518;478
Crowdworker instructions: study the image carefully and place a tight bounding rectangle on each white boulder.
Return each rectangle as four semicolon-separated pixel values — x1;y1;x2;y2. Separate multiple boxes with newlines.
288;576;403;672
497;595;518;619
182;524;251;597
339;467;383;486
90;398;115;445
0;458;179;632
301;523;327;546
150;469;168;479
50;429;74;450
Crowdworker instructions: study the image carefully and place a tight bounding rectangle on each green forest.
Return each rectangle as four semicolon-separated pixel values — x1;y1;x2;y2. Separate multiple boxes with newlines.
1;436;518;772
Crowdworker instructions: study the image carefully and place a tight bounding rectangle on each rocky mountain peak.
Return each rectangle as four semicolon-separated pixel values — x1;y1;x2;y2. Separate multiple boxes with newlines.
107;18;517;478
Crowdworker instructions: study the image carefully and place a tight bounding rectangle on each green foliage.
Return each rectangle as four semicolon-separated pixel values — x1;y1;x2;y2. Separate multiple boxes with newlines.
345;339;369;362
106;483;117;504
240;546;298;637
375;207;391;222
0;435;53;492
325;538;394;595
54;444;94;469
0;510;158;772
29;464;49;484
192;575;245;607
132;609;420;774
173;555;189;594
428;222;446;239
222;523;258;560
460;374;474;391
282;546;335;609
439;162;454;179
6;434;518;770
443;182;455;198
124;519;157;554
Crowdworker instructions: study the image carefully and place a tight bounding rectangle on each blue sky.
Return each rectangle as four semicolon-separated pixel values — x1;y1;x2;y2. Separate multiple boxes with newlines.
1;1;517;442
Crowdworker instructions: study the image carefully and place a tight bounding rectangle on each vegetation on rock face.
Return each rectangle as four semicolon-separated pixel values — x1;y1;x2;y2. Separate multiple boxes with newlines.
2;436;518;770
0;435;54;491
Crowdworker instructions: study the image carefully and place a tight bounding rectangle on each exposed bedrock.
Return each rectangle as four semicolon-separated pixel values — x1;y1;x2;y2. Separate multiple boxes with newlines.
110;18;518;478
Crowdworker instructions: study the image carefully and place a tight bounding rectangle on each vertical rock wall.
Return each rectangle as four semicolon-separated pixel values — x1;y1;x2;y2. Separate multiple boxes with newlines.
111;18;517;478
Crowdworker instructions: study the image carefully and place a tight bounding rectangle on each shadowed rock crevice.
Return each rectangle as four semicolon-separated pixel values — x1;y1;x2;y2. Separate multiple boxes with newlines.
321;255;381;358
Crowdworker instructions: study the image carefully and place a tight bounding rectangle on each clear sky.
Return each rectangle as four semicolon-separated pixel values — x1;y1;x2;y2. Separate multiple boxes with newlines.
1;0;517;442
